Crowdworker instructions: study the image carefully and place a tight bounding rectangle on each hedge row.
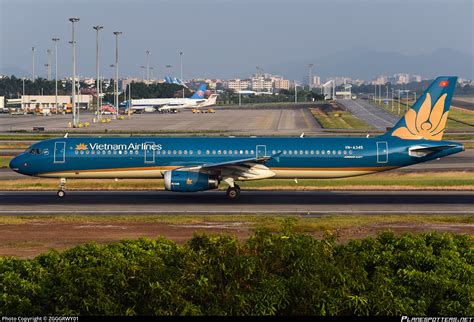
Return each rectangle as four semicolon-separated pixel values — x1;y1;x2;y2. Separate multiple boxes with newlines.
1;228;472;316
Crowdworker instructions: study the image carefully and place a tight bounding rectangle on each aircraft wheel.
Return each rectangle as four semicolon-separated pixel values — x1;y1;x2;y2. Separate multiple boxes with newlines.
226;187;240;200
57;190;66;198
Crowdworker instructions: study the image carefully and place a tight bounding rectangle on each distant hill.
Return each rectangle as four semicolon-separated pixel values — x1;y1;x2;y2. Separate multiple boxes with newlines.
270;47;474;81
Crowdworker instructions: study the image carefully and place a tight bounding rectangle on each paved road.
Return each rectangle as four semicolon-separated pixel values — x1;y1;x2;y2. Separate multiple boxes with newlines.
337;99;400;130
0;190;472;215
452;99;474;111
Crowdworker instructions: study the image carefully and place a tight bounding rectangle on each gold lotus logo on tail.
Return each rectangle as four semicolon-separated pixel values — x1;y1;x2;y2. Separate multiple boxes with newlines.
391;93;449;141
75;143;88;151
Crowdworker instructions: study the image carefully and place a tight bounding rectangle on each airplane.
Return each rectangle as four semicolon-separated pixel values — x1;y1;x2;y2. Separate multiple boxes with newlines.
122;83;217;113
10;76;464;200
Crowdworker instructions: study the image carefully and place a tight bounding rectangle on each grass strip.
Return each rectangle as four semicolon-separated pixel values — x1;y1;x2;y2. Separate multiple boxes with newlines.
0;214;472;233
1;171;473;190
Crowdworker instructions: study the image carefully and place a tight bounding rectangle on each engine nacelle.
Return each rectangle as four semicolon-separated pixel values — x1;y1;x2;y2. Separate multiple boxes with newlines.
164;170;219;192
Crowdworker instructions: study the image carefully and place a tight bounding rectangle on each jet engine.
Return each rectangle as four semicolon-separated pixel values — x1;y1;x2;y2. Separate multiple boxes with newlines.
164;170;219;192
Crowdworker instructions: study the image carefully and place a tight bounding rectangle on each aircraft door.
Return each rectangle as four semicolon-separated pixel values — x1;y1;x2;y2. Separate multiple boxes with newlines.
144;142;155;164
256;145;267;158
376;141;388;163
54;141;66;163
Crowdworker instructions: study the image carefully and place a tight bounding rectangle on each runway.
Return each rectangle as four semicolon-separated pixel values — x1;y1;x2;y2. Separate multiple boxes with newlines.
336;99;399;130
0;190;472;215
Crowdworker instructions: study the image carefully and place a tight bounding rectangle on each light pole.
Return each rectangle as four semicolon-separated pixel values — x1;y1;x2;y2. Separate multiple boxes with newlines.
294;81;298;103
52;38;60;114
308;63;314;90
93;25;103;120
166;64;172;77
110;64;115;108
146;50;151;82
44;64;50;83
397;89;401;115
140;65;145;81
149;67;154;81
113;31;122;119
180;51;184;98
31;47;36;80
46;49;52;80
391;88;394;111
69;17;80;127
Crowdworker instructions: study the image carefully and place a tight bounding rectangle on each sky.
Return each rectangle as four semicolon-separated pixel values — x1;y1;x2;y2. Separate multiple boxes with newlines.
0;0;472;80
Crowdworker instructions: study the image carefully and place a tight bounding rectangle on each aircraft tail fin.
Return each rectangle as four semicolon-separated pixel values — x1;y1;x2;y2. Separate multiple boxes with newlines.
191;83;207;99
385;76;457;141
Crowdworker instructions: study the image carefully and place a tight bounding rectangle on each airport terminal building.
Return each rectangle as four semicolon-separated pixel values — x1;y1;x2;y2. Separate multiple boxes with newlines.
6;95;92;112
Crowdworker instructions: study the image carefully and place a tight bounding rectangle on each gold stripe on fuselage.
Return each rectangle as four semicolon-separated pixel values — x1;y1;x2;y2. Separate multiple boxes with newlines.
38;166;398;179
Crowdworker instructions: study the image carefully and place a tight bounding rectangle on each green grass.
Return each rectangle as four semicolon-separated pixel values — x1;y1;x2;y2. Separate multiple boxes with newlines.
310;109;371;129
0;214;472;233
1;172;472;190
0;156;13;169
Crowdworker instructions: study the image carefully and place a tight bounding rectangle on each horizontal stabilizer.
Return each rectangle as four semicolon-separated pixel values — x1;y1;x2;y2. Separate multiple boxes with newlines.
408;144;457;157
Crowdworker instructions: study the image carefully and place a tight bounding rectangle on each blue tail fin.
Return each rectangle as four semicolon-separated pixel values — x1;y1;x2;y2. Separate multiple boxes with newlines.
191;83;207;99
385;76;457;141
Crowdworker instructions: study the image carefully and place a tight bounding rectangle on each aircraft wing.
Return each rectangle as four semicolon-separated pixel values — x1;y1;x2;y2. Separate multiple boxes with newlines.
174;153;282;180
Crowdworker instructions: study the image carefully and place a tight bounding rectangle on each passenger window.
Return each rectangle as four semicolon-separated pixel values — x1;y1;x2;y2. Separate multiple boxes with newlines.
206;150;210;155
245;150;248;154
189;150;193;155
283;150;287;155
178;150;182;155
212;150;216;155
218;150;222;155
289;150;292;155
305;150;308;155
310;150;314;155
184;150;187;155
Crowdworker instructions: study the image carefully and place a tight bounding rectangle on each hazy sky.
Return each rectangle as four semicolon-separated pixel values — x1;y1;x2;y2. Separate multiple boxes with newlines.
0;0;472;79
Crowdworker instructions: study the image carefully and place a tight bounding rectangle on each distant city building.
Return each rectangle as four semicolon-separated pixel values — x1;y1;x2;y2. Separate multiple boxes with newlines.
312;76;321;87
224;73;290;92
412;75;422;83
373;75;388;85
223;79;252;91
0;96;4;111
327;76;354;86
394;73;410;84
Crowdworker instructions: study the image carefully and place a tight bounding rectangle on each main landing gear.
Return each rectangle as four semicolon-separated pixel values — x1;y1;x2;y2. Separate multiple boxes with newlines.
226;184;240;200
57;178;67;198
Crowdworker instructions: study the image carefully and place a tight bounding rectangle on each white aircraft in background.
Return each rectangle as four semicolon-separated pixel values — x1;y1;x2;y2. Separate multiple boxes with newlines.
122;84;217;113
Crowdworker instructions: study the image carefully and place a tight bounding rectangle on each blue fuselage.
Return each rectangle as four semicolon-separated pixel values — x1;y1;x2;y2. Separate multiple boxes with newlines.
9;136;464;180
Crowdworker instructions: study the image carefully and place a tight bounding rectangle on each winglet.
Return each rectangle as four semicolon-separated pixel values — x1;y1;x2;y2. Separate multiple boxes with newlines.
300;132;305;138
64;133;68;138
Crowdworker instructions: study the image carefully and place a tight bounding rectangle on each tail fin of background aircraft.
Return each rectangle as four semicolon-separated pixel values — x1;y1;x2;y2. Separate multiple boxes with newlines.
385;76;457;141
191;84;207;99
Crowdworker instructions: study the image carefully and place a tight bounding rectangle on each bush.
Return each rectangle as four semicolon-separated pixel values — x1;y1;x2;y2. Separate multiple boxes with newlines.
0;229;472;316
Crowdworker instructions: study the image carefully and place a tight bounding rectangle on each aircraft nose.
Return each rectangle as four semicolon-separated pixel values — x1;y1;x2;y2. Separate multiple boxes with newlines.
9;155;25;173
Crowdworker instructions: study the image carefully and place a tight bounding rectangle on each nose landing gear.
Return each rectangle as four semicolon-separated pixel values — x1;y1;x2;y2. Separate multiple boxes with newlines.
57;178;67;198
